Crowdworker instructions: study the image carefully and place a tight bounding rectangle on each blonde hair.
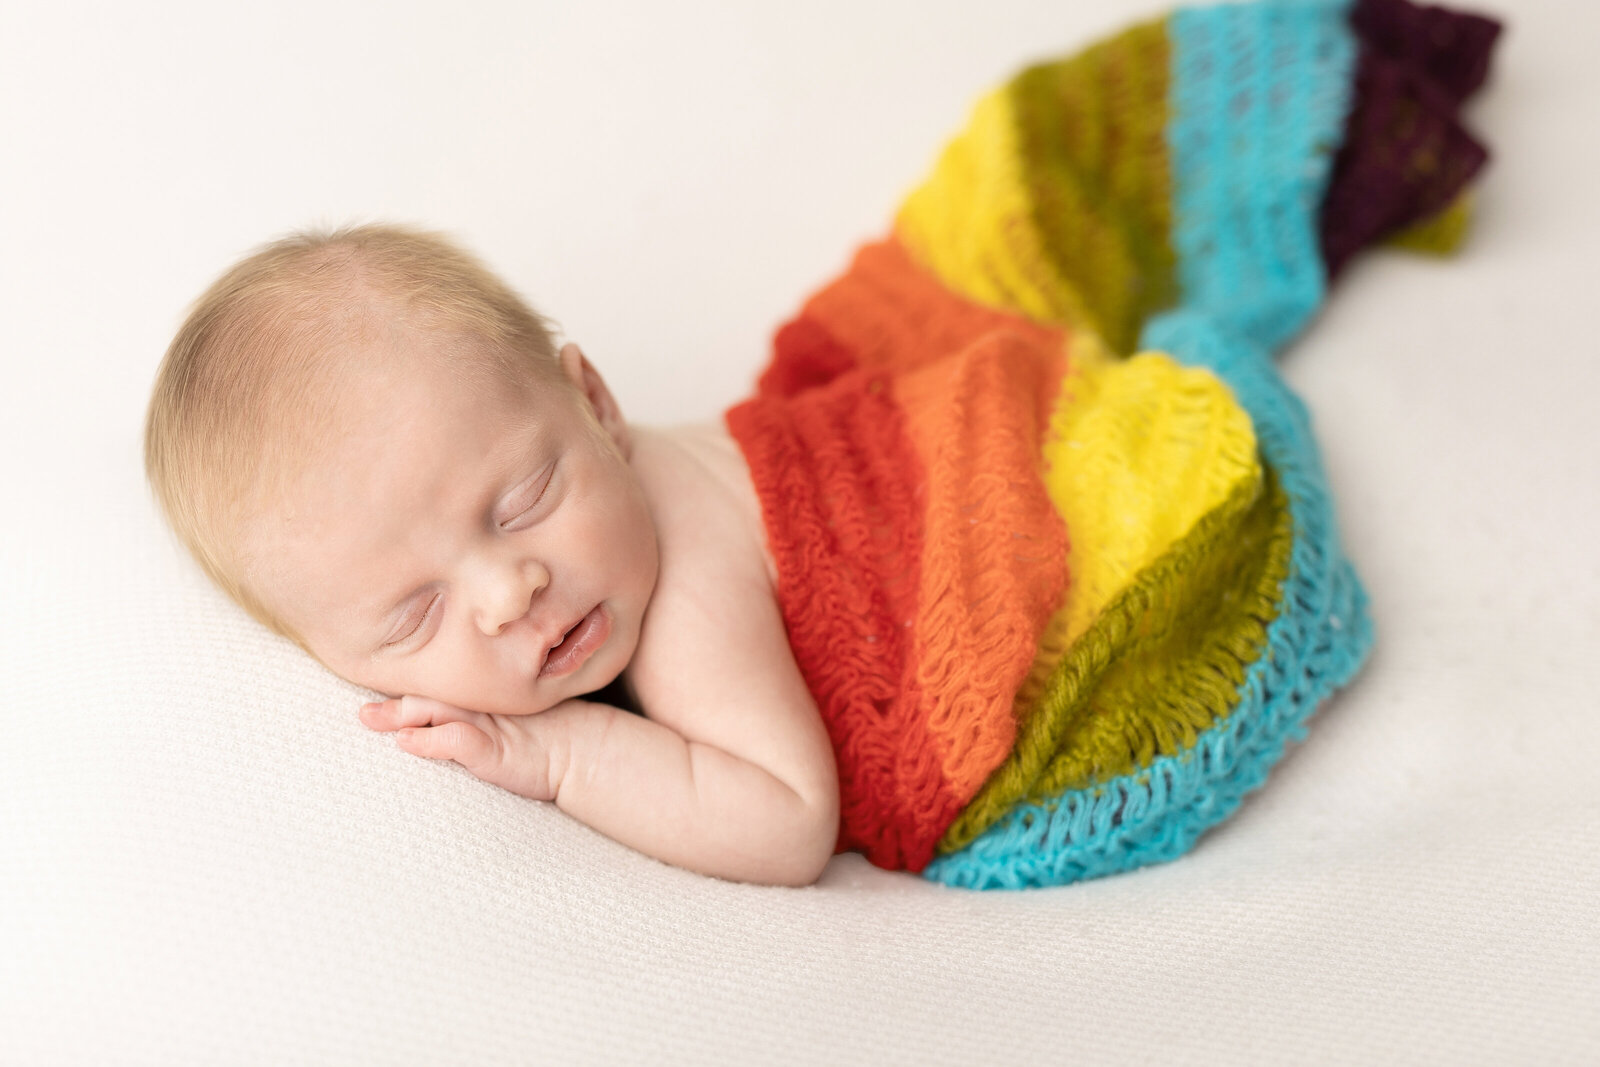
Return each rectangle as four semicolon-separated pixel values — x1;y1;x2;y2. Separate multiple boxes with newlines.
144;222;563;646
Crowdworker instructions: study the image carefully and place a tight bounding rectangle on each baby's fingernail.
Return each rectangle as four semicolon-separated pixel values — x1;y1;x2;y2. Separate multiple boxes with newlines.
397;728;415;741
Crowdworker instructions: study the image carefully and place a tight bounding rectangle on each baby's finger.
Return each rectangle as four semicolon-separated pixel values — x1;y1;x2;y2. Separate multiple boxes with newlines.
395;721;498;771
360;695;479;731
358;699;414;731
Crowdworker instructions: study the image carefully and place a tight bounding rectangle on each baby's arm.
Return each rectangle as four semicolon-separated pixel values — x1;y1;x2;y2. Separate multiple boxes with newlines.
360;571;839;887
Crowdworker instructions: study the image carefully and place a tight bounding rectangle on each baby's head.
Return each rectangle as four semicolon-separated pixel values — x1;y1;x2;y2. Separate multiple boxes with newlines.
145;224;659;715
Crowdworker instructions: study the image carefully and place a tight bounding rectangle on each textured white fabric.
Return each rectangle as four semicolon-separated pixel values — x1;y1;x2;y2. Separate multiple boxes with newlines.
4;1;1598;1063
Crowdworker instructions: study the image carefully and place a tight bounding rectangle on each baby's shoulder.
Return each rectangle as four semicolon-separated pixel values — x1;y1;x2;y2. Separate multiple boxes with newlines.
629;421;775;590
623;422;795;713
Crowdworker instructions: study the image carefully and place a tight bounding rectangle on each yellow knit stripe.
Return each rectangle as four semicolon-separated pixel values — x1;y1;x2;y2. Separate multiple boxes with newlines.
894;86;1098;333
1049;339;1260;647
1011;338;1261;722
894;18;1173;353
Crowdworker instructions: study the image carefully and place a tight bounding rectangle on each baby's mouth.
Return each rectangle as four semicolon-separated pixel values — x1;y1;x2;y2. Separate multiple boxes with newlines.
538;605;610;679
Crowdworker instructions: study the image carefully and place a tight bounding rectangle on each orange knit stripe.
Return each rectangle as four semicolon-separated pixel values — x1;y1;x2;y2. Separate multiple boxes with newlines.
893;334;1068;813
758;236;1066;396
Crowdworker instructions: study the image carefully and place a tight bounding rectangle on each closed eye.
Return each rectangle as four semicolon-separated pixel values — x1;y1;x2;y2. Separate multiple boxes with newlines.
385;593;440;648
499;461;556;531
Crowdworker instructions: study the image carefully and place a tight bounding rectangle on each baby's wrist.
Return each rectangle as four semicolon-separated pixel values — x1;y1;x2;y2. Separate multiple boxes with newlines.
535;697;628;805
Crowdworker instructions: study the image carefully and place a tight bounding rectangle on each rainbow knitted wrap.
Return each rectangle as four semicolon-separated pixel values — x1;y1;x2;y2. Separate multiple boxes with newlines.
724;0;1501;889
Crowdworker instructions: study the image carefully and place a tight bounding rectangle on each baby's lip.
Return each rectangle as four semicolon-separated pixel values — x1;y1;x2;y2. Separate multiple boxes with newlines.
534;605;606;679
534;612;583;671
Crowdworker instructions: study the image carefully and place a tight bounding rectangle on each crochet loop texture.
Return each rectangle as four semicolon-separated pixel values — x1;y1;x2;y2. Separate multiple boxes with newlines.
725;0;1501;888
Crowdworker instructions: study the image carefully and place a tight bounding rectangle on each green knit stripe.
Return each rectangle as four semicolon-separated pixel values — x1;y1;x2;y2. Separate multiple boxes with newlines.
1006;17;1178;355
1037;470;1291;796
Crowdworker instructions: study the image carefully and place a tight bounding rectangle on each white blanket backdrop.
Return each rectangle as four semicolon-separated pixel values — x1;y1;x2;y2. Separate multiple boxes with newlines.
4;0;1597;1063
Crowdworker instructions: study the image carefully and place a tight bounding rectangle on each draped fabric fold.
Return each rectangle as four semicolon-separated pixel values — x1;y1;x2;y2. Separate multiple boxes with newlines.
724;0;1501;888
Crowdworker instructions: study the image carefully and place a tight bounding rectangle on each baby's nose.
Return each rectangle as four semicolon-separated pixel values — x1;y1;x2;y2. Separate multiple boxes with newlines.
475;559;550;636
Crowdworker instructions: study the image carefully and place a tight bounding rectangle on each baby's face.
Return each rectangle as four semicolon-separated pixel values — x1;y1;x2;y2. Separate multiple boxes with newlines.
249;340;659;716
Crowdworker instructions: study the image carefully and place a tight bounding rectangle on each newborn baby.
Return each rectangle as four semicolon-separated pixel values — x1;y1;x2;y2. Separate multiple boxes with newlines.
145;223;839;886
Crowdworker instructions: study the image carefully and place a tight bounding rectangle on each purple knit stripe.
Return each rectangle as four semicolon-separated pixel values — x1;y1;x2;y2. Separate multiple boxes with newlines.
1318;0;1504;279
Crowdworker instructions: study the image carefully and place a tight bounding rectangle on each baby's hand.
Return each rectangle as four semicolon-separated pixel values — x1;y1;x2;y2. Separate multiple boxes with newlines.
359;695;569;802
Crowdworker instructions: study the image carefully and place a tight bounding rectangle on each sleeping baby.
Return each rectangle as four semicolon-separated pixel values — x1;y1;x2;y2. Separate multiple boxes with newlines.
144;224;840;887
146;0;1491;892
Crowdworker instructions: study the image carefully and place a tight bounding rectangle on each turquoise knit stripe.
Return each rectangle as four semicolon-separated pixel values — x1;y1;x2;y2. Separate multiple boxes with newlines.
924;0;1367;890
1164;0;1356;352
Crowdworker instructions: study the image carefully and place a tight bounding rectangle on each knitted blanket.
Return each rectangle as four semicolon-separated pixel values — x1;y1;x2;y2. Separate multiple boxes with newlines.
724;0;1501;889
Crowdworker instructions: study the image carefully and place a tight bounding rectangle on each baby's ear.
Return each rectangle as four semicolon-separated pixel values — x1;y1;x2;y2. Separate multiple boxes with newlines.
557;343;630;454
